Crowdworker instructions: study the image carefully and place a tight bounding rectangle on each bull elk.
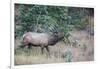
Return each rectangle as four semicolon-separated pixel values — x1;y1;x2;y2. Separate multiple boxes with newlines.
23;32;64;54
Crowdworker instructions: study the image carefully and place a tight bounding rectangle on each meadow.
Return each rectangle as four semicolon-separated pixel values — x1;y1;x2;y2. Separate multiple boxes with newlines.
15;29;94;65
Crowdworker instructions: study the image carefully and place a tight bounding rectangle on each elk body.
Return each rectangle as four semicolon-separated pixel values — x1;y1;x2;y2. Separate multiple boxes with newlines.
23;32;64;54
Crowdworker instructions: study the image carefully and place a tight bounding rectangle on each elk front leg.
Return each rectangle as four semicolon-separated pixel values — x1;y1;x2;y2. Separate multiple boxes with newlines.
41;46;44;54
45;46;50;55
27;43;32;49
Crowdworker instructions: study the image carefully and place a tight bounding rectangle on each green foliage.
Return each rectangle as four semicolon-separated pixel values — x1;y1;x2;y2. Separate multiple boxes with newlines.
16;4;69;33
15;4;93;43
68;7;91;30
74;19;87;30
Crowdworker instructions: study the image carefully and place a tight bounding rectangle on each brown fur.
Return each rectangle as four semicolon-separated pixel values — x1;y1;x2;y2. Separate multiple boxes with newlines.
23;32;64;54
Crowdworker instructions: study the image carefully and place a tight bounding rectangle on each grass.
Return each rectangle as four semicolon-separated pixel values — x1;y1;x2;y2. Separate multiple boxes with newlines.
14;43;67;65
14;30;94;65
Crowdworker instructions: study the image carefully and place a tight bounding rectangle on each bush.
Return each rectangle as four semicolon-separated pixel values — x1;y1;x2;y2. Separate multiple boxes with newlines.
74;19;87;30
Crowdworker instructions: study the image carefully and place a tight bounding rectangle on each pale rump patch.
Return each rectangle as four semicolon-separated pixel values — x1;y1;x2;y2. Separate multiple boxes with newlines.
23;32;49;46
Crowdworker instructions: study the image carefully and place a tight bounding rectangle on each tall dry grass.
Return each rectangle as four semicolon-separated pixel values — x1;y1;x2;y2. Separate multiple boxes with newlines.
15;30;94;65
15;42;69;65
